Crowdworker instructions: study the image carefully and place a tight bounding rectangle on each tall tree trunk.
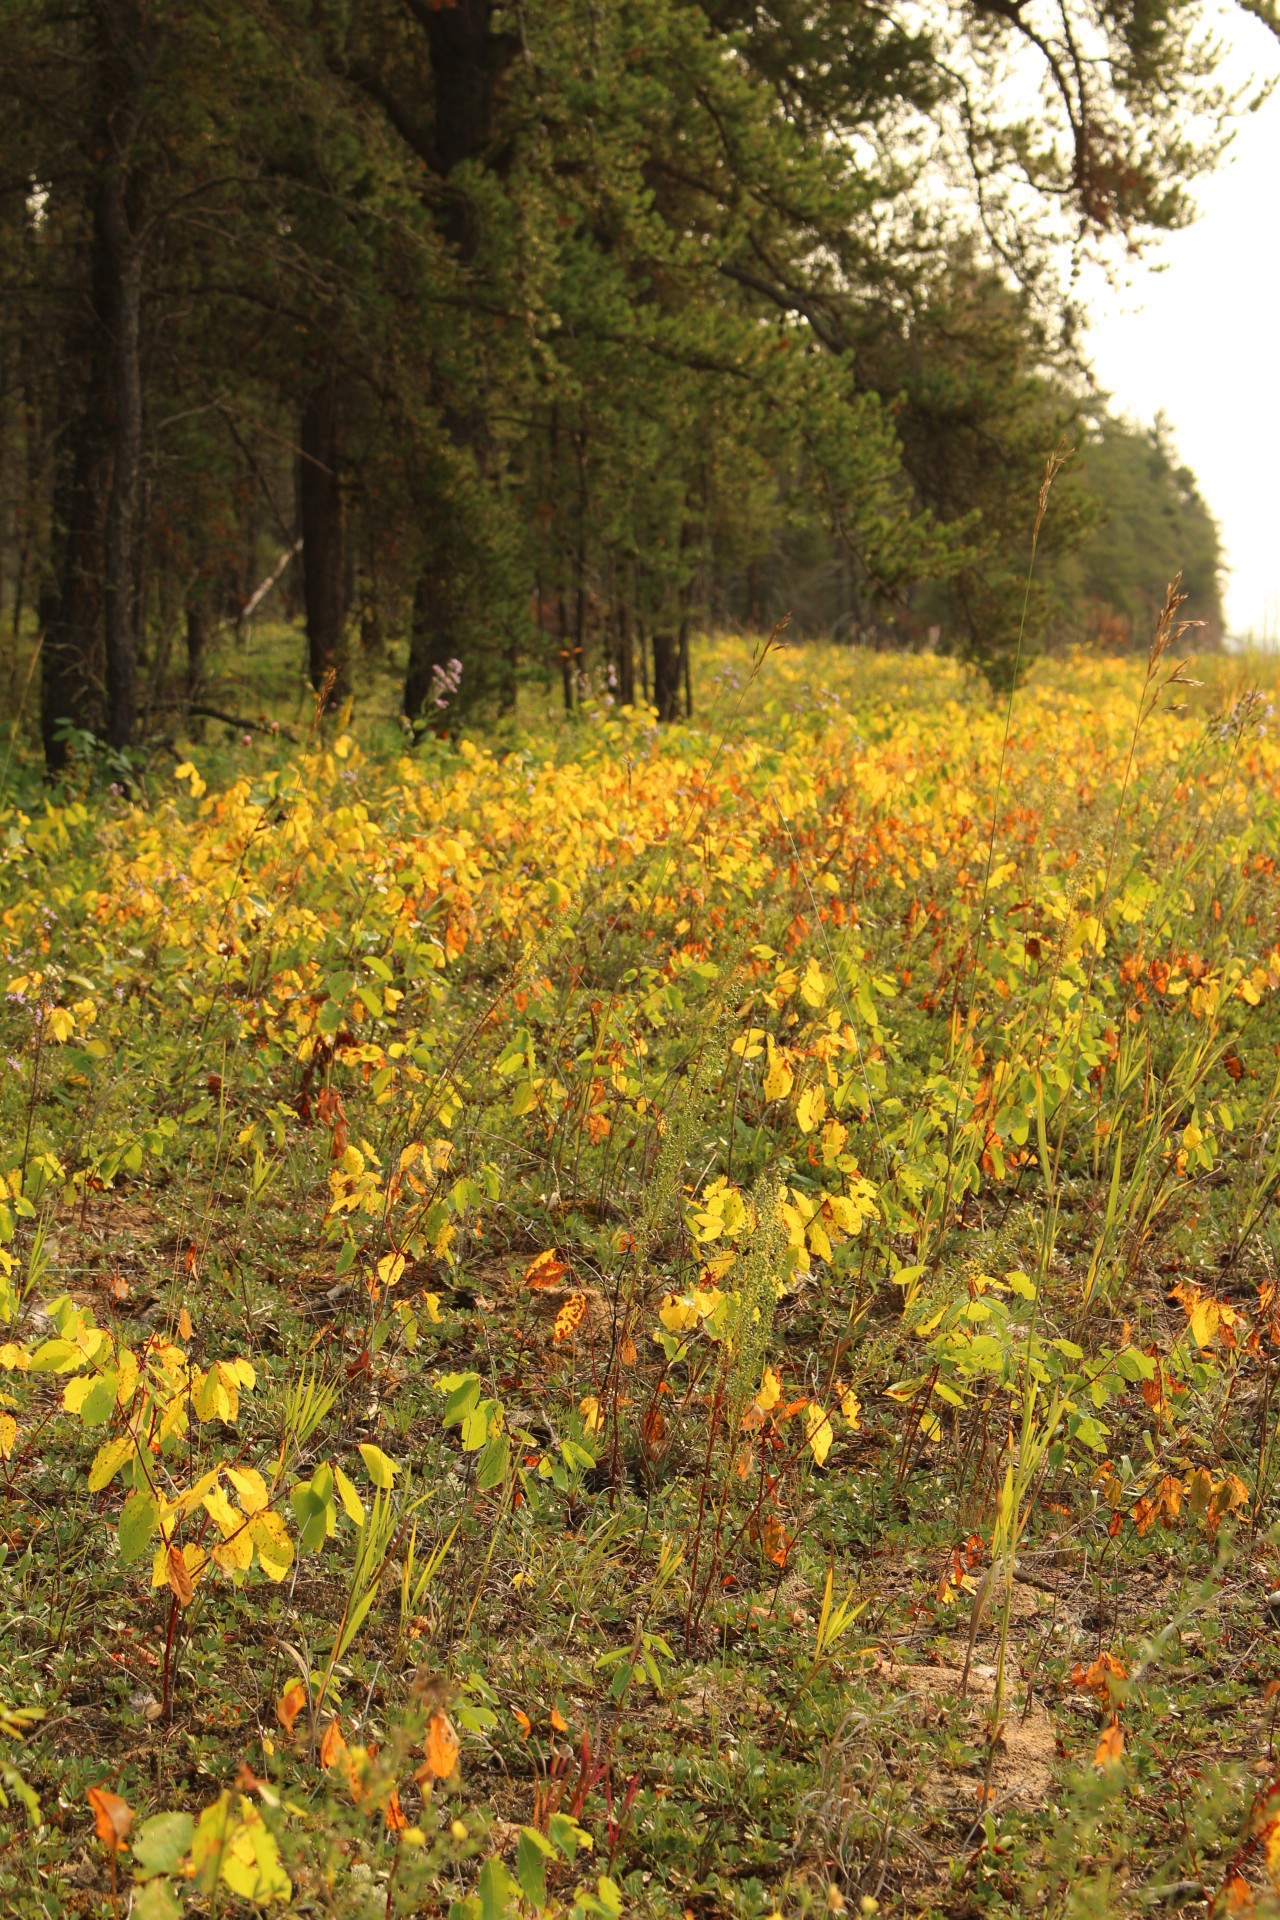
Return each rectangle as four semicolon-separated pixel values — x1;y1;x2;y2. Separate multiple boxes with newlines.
652;630;681;722
39;309;112;769
40;428;106;769
300;378;347;706
400;0;514;723
100;171;142;753
185;598;206;704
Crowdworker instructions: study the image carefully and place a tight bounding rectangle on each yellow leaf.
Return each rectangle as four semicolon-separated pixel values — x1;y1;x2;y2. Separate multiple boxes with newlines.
202;1482;242;1538
755;1367;782;1413
425;1292;443;1323
1188;1299;1220;1349
0;1412;15;1459
376;1251;406;1290
579;1394;603;1434
658;1293;698;1332
795;1084;826;1134
225;1465;268;1514
250;1511;294;1581
762;1040;793;1103
806;1402;833;1466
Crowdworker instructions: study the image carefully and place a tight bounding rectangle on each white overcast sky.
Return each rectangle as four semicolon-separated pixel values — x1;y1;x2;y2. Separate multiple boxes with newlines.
1080;9;1280;639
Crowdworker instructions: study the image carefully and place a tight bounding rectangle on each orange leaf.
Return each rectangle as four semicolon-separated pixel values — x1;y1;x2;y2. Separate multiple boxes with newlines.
550;1708;568;1734
525;1250;569;1290
1077;1653;1127;1702
424;1710;460;1779
384;1788;408;1833
1093;1717;1124;1767
178;1306;193;1341
1217;1873;1257;1913
512;1708;532;1738
320;1718;348;1769
166;1544;195;1607
88;1785;134;1853
277;1682;308;1737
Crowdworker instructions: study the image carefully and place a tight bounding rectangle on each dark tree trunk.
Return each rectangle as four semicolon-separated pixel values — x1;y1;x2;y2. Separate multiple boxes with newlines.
404;562;456;726
39;310;112;770
185;598;206;703
400;0;517;723
100;172;142;753
40;430;106;770
652;630;681;722
299;378;347;706
558;589;573;714
616;599;635;707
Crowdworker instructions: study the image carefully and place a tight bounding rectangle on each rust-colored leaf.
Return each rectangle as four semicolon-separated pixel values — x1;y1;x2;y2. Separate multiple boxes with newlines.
88;1785;134;1853
166;1544;195;1607
525;1249;569;1290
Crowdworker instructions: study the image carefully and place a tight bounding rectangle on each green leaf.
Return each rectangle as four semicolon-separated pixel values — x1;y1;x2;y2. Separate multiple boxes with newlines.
80;1373;118;1427
517;1827;555;1907
28;1339;81;1374
475;1433;510;1491
118;1489;159;1565
477;1854;518;1920
131;1880;182;1920
442;1374;481;1429
133;1811;195;1878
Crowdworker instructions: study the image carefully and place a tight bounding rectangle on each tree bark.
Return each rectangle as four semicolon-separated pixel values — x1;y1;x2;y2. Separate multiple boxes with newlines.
652;630;682;722
299;378;347;706
100;170;142;753
185;598;206;704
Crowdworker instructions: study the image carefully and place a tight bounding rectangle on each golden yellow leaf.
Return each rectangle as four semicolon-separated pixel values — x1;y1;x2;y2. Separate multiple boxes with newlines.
579;1394;603;1434
553;1292;588;1342
805;1402;833;1466
755;1367;782;1413
658;1293;698;1333
762;1041;793;1103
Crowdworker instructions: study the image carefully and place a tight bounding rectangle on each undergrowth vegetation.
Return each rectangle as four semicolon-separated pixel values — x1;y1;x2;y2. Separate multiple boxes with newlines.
6;630;1280;1915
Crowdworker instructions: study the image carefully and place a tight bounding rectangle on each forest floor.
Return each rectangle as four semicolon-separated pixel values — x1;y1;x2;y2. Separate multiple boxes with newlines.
4;637;1280;1919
